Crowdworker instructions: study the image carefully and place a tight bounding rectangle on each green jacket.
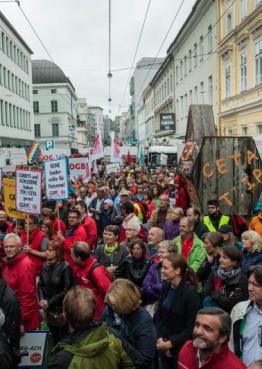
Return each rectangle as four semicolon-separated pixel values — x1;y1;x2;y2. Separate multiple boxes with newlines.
55;323;135;369
175;233;206;272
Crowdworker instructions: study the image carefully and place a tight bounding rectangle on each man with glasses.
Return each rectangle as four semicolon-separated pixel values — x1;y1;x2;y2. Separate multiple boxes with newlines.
203;199;230;232
230;266;262;366
149;194;176;229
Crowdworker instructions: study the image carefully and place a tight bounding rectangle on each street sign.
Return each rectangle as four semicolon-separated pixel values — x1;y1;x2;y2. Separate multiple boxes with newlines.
46;140;55;150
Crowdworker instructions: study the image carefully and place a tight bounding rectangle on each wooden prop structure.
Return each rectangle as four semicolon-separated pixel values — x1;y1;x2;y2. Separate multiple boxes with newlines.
177;105;262;215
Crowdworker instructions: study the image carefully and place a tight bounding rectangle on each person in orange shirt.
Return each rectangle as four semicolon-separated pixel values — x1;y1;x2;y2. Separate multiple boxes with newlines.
249;206;262;238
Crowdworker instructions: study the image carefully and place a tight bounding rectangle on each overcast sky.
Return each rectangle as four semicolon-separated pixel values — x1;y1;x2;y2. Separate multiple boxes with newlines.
1;0;196;118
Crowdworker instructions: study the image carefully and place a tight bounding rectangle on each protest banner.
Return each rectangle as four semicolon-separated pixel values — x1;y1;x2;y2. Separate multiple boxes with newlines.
16;170;42;215
42;149;70;161
19;331;48;368
106;162;121;174
44;158;69;201
2;178;26;219
68;157;90;179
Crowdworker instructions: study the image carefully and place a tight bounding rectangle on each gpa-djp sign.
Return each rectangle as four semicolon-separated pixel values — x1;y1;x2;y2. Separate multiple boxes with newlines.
160;113;176;131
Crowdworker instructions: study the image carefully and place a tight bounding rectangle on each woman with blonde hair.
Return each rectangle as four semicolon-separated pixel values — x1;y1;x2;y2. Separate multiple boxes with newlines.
102;279;157;369
241;230;262;275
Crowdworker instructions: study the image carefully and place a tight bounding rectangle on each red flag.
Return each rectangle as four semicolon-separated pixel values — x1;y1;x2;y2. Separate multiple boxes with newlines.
126;151;131;166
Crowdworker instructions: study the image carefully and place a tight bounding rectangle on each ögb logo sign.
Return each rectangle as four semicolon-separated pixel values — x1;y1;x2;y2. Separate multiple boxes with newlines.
68;157;90;179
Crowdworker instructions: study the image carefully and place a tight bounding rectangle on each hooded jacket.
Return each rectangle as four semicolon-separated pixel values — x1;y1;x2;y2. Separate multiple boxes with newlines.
3;251;40;331
175;233;206;272
48;323;135;369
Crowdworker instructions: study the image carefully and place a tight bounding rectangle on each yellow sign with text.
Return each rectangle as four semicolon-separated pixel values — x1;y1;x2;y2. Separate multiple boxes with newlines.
3;178;26;219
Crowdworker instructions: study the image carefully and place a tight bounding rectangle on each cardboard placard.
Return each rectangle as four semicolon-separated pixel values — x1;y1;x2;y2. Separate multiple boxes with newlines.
44;158;69;201
16;170;42;214
160;153;168;166
68;157;90;179
106;163;121;174
2;178;26;219
19;331;48;367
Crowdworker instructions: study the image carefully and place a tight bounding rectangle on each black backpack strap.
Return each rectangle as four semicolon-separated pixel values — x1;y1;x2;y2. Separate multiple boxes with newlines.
87;262;100;289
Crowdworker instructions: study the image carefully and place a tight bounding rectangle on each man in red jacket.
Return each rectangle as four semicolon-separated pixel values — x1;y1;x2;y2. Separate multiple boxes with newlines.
22;215;48;276
57;209;88;261
68;241;111;320
3;233;40;334
75;201;98;250
178;307;246;369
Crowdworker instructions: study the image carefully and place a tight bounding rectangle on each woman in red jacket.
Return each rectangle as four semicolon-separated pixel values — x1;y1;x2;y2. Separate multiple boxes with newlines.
3;233;40;334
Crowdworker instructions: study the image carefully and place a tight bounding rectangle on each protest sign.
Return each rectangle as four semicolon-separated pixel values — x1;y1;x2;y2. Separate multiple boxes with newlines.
160;153;168;166
16;170;42;214
19;331;48;368
106;162;121;174
3;178;26;219
44;158;69;201
68;157;90;179
42;149;70;161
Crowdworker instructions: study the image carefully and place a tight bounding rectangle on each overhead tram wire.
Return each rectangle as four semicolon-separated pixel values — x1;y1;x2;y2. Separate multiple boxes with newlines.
136;0;237;100
119;0;152;110
14;1;78;112
135;0;186;101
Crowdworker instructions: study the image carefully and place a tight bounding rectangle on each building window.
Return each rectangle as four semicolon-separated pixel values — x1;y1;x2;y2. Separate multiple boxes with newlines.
208;76;213;105
51;89;57;94
226;0;233;34
257;124;262;134
184;56;187;76
208;26;213;53
176;66;178;84
194;43;197;67
194;86;198;103
225;62;231;98
33;101;39;113
33;90;38;94
189;90;192;106
200;82;204;103
34;124;41;137
200;36;204;61
240;50;247;91
240;0;247;20
52;123;59;137
180;60;183;81
185;94;188;117
188;50;192;72
228;128;233;135
255;38;262;85
242;126;248;135
51;100;58;113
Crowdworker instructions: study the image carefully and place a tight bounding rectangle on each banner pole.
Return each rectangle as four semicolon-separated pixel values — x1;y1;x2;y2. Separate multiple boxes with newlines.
26;214;30;246
56;201;61;233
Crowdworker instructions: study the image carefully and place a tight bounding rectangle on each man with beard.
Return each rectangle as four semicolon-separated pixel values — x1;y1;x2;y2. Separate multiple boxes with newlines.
147;227;164;260
149;195;175;228
178;307;246;369
203;199;230;232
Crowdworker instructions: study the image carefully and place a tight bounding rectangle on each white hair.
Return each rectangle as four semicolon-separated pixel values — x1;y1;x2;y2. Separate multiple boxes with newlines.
4;233;22;246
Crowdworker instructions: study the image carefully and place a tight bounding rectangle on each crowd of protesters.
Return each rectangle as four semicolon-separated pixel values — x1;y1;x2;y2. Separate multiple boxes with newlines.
0;163;261;369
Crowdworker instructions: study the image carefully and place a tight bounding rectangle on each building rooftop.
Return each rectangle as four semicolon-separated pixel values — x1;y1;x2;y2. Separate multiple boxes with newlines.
32;59;75;91
0;11;33;54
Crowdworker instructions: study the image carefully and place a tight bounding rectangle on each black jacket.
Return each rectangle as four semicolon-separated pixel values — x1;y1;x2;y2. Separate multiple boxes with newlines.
94;243;128;270
194;221;209;239
0;332;16;369
197;254;220;294
0;277;21;350
154;281;200;352
37;261;74;311
205;271;249;313
119;256;154;289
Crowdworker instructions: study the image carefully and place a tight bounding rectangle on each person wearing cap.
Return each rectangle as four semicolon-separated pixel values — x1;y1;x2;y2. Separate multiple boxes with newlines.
119;202;147;244
122;215;141;250
249;205;262;238
100;199;119;234
203;199;230;232
218;224;242;250
203;244;248;313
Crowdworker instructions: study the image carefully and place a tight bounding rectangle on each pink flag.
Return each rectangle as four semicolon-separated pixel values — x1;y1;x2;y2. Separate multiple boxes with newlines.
93;160;98;175
110;132;122;163
91;133;104;161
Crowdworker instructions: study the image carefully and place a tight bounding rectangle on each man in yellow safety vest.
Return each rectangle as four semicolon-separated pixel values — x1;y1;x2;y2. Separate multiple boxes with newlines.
203;199;230;232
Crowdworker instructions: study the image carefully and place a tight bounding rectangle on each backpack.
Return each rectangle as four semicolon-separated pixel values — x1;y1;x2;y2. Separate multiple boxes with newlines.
86;262;100;289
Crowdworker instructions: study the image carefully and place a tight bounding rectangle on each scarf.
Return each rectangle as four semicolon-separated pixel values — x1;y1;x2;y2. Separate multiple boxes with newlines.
104;242;118;256
217;266;241;283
